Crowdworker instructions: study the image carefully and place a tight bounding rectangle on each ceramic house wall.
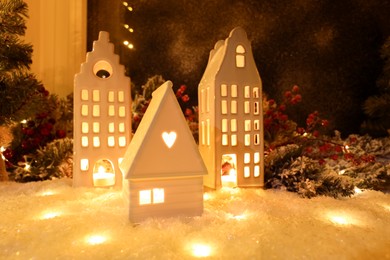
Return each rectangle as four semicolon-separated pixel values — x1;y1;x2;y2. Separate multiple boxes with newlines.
199;27;264;189
73;31;131;187
123;177;204;223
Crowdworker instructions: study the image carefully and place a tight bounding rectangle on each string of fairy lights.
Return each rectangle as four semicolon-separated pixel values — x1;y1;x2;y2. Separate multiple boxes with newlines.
122;1;134;50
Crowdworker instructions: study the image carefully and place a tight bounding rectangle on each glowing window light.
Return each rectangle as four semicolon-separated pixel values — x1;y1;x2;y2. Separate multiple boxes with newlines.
108;122;115;133
80;159;89;171
82;122;89;133
254;152;260;164
81;105;88;116
119;123;125;133
231;84;238;97
153;188;165;204
81;89;88;100
81;136;89;147
85;234;107;245
191;243;212;258
92;105;100;117
93;136;100;147
108;105;115;116
108;136;115;147
244;153;250;164
162;131;177;148
254;166;260;177
118;136;126;147
244;166;250;178
118;91;125;102
92;90;100;102
118;106;126;117
230;119;237;132
108;91;115;102
231;134;237;146
93;122;100;133
139;190;152;205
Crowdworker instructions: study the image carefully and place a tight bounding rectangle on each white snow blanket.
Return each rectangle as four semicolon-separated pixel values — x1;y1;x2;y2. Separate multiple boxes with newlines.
0;179;389;259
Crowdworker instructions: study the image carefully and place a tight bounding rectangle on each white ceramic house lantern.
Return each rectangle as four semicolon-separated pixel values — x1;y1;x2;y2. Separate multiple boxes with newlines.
198;27;264;189
73;31;132;188
120;81;207;223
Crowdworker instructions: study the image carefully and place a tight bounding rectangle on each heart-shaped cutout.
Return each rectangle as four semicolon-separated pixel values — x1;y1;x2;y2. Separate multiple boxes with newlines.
162;131;177;148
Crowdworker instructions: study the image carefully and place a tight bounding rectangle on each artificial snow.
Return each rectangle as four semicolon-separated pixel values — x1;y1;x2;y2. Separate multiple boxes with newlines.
0;179;389;259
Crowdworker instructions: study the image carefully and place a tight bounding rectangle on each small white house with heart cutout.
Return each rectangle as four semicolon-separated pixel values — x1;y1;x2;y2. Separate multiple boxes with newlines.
120;81;207;223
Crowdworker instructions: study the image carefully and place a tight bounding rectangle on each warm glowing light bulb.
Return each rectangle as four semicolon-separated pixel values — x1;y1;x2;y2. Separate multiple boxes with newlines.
123;40;129;46
128;43;134;49
338;169;346;175
330;215;349;225
24;163;30;171
124;24;129;29
192;243;212;258
203;193;212;201
86;235;107;245
20;119;27;124
129;28;134;33
128;6;133;11
41;211;61;220
40;190;55;196
0;146;5;160
122;2;128;7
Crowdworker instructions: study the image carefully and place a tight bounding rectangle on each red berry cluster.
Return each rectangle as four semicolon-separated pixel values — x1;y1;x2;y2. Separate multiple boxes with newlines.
3;112;66;167
296;111;329;137
264;85;302;141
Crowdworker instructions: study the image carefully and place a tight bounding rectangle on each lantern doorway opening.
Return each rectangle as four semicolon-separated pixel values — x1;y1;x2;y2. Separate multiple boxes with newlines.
221;154;237;187
92;159;115;187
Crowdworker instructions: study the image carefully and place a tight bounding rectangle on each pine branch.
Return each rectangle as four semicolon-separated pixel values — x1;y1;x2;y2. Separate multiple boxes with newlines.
0;0;28;35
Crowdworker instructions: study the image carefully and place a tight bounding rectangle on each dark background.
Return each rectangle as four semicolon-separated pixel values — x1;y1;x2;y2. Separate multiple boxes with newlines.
87;0;390;136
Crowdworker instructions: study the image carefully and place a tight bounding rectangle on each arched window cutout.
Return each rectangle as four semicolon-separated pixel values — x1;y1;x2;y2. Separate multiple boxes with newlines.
236;45;245;53
93;159;115;187
221;154;237;187
236;45;245;68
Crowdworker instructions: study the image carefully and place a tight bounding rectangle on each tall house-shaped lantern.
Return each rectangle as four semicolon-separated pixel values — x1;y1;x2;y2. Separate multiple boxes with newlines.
198;27;264;189
73;31;131;188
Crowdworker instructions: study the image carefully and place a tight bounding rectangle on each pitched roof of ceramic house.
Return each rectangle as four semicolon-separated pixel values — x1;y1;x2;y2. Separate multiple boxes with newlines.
200;26;261;85
120;81;207;179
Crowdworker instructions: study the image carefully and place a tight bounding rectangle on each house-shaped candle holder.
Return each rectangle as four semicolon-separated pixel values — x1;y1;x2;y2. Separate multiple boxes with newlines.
198;27;264;189
120;81;207;223
73;31;132;188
